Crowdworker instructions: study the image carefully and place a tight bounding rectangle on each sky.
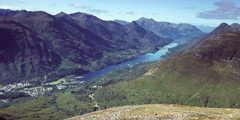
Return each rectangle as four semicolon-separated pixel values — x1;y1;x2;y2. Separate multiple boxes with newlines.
0;0;240;27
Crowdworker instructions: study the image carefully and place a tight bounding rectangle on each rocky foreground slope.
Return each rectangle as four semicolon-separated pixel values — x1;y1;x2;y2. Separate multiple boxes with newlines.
68;104;240;120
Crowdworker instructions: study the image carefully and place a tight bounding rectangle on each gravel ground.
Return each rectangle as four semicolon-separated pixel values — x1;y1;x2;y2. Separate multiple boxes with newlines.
67;104;240;120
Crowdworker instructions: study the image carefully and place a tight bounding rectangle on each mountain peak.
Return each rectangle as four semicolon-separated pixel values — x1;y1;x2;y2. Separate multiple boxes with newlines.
211;22;230;34
124;21;142;29
14;10;53;19
138;17;155;22
55;12;68;17
70;12;93;18
130;21;139;25
219;22;229;27
70;12;100;21
230;23;240;30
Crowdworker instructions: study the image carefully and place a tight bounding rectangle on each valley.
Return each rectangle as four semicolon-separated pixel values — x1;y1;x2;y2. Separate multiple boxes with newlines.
0;1;240;119
0;42;177;100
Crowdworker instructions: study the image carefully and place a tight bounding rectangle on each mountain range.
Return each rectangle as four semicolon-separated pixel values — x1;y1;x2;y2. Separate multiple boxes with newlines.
0;10;174;85
136;17;205;40
115;18;206;43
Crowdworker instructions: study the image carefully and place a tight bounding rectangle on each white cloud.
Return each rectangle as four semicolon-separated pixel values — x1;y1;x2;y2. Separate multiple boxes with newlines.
0;5;30;11
126;11;135;15
70;3;108;14
70;4;92;9
0;6;17;10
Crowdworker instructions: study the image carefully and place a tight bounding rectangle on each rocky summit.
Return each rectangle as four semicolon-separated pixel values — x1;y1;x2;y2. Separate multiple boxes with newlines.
68;104;240;120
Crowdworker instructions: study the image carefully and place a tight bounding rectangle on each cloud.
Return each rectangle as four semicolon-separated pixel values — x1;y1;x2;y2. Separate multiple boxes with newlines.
70;4;92;9
197;0;240;20
0;5;30;11
70;3;108;14
0;6;17;10
126;12;135;15
88;9;108;14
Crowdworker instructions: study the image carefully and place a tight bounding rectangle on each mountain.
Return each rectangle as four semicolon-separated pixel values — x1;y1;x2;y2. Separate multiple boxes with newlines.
136;17;205;41
68;12;172;48
92;30;240;109
0;19;62;85
166;23;240;57
68;104;240;120
0;10;171;85
194;25;215;33
113;19;129;25
0;9;20;18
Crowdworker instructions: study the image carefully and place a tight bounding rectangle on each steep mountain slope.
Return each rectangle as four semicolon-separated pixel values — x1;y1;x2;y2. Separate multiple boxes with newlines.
136;17;205;40
93;30;240;109
0;19;62;85
68;104;240;120
13;11;108;66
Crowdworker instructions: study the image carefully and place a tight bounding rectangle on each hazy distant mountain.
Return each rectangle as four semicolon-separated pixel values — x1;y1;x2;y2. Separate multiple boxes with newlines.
194;25;215;33
0;10;171;85
166;23;240;57
113;19;130;25
136;17;205;41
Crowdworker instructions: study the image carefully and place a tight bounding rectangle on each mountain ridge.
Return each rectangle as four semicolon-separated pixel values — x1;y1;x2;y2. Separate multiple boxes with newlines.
0;10;172;85
136;17;205;41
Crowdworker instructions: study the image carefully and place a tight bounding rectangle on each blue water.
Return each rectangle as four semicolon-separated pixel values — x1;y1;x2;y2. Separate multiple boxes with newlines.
78;43;178;81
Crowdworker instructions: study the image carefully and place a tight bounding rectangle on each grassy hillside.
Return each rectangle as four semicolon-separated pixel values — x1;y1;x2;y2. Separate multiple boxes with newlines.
68;104;240;120
94;31;240;109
